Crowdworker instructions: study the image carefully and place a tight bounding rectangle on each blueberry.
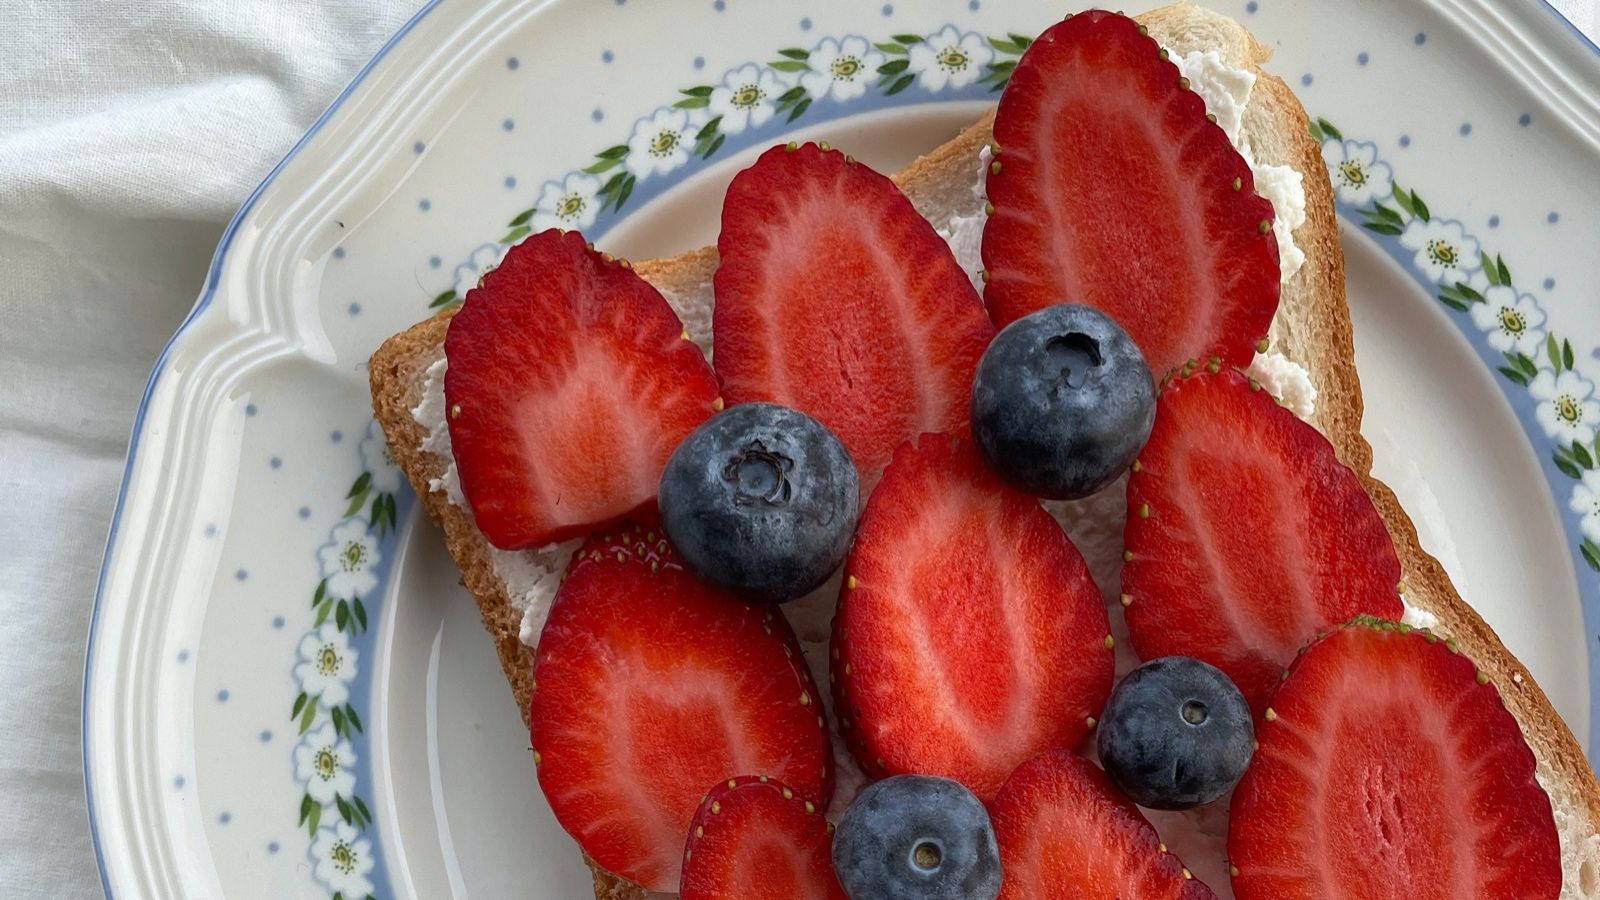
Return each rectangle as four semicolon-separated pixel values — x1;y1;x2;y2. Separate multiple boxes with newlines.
659;402;859;602
970;304;1155;499
833;775;1001;900
1096;656;1254;810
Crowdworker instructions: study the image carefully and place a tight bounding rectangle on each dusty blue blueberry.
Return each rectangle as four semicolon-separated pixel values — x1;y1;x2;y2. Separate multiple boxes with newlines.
1096;656;1254;810
833;775;1001;900
971;303;1155;499
659;402;857;603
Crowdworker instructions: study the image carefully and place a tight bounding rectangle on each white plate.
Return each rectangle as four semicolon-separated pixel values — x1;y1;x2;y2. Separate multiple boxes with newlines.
86;0;1600;896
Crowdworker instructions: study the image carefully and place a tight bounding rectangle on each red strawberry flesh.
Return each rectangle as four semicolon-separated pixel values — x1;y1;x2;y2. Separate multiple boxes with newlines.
982;9;1279;375
530;530;832;892
1229;617;1560;899
713;143;996;477
680;776;846;900
992;749;1217;899
832;433;1113;799
444;229;720;549
1123;368;1403;711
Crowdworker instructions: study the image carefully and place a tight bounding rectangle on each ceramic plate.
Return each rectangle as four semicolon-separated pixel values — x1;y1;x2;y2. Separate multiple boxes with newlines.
86;0;1600;896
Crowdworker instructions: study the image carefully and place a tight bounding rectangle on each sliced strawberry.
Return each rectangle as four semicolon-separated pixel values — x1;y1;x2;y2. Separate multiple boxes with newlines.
1230;617;1560;899
680;776;847;900
1123;367;1402;711
992;749;1217;899
444;229;721;549
530;529;832;892
713;143;996;477
832;433;1113;799
982;9;1279;375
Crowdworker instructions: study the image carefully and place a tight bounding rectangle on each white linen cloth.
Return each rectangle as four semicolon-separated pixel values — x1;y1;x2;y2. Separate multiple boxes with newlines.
0;2;1593;898
0;4;420;897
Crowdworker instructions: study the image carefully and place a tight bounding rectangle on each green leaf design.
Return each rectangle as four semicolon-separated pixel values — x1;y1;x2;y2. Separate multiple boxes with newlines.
1547;334;1563;370
299;793;315;826
346;471;371;499
877;58;910;76
596;144;630;160
776;48;810;61
1316;117;1343;141
1365;203;1404;226
775;85;807;104
508;208;534;228
354;795;373;823
701;134;726;160
893;32;925;45
1496;254;1511;286
299;694;319;735
785;98;812;123
353;597;369;632
988;36;1026;54
428;288;458;309
1363;222;1404;236
336;599;350;633
330;704;347;737
1006;33;1035;49
1556;455;1583;480
673;97;710;109
1410;191;1430;222
769;60;810;73
345;703;364;734
680;85;715;97
875;41;907;55
1512;352;1539;377
1307;119;1325;142
1573;440;1595;470
312;578;327;609
1480;251;1500;286
1438;295;1468;313
884;73;915;96
291;692;308;720
1498;366;1530;386
499;225;531;244
313;597;333;628
616;174;637;209
335;793;354;824
1583;538;1600;573
1389;182;1416;218
1563;339;1576;371
584;156;623;175
307;802;321;838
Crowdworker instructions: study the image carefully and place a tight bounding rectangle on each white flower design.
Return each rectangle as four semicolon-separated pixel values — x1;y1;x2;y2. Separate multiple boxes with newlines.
1469;286;1547;356
295;623;358;707
1321;139;1393;206
800;36;884;101
1529;369;1600;445
530;171;601;232
319;519;380;600
626;107;695;180
311;820;375;897
1399;218;1480;284
1571;471;1600;543
358;419;401;493
295;723;356;803
709;63;787;134
908;26;993;91
453;242;510;299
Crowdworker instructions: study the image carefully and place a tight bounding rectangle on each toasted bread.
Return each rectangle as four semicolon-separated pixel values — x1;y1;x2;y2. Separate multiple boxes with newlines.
369;4;1600;896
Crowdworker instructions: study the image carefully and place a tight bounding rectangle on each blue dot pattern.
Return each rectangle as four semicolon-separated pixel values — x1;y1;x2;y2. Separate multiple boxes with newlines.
419;198;432;212
269;456;282;469
502;118;515;131
969;0;980;8
507;57;520;70
1489;215;1500;228
693;55;705;69
1246;0;1258;12
331;430;343;443
881;2;893;14
1548;211;1560;223
273;616;286;629
268;842;280;854
177;650;190;663
713;0;725;10
504;176;517;189
801;16;812;29
175;775;186;789
1301;73;1313;86
593;108;605;122
220;812;232;825
1459;123;1472;136
298;506;310;520
348;302;363;317
1520;113;1532;127
412;140;425;155
260;730;273;742
235;569;249;581
1357;51;1369;65
1414;32;1426;45
602;50;614;63
218;689;230;702
245;403;257;416
331;247;345;260
204;523;218;537
1544;277;1556;289
429;255;442;268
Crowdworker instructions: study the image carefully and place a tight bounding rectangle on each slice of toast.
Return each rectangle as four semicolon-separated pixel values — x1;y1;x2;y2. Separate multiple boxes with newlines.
370;4;1600;896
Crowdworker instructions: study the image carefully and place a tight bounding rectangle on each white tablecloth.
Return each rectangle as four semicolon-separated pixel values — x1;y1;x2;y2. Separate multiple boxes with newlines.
0;1;1594;897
